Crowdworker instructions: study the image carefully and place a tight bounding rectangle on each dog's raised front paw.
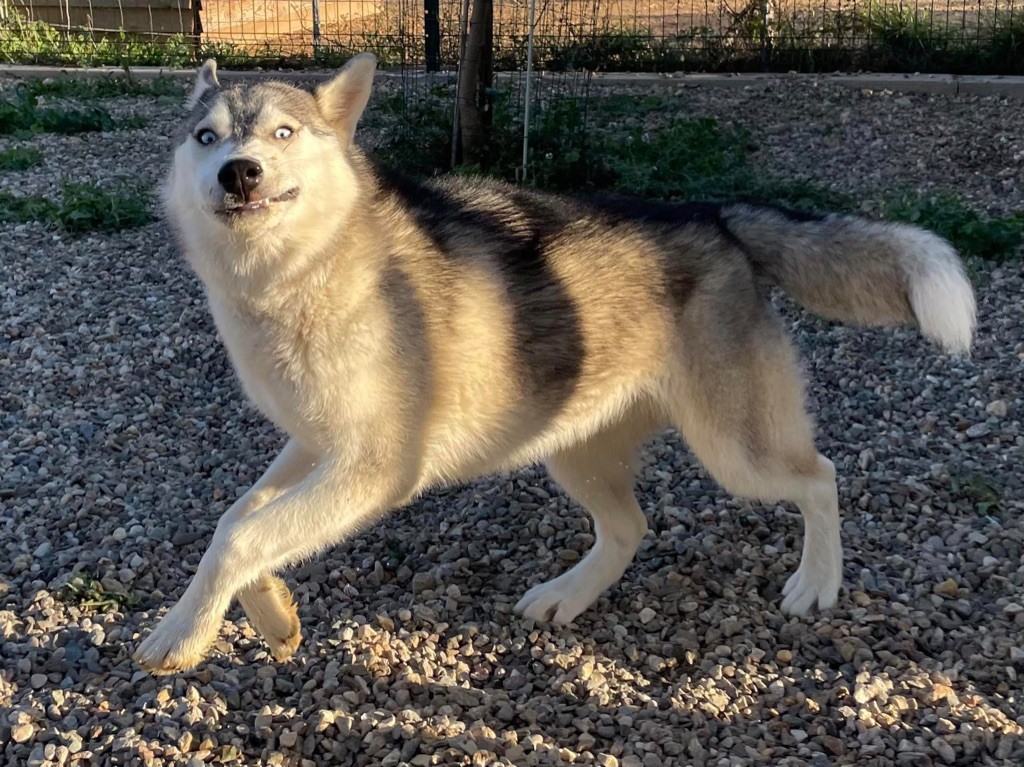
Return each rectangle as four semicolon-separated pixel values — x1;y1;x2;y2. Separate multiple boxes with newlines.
133;605;219;675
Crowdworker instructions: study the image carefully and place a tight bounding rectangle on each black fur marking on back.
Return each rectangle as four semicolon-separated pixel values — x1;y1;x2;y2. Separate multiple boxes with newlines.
752;203;828;223
376;169;585;415
579;195;725;226
380;264;432;426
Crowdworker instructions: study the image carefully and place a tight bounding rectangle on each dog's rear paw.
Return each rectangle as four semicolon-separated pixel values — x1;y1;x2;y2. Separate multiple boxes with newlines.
780;557;841;616
239;574;302;662
267;615;302;662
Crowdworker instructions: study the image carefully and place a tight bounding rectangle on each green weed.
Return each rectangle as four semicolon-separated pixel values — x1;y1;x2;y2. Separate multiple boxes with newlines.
0;190;57;222
0;182;152;233
368;89;456;177
17;74;183;100
55;182;152;233
0;146;42;170
0;88;144;135
882;191;1024;262
59;572;138;613
948;473;1005;517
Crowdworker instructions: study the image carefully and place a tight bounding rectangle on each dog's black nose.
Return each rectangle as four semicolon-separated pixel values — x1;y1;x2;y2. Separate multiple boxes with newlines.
218;158;263;198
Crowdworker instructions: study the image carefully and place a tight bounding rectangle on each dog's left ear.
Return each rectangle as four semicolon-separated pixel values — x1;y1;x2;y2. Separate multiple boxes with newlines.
315;53;377;147
187;59;220;111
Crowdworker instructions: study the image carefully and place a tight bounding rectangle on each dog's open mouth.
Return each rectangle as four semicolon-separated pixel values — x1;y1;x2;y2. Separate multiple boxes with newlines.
216;187;300;216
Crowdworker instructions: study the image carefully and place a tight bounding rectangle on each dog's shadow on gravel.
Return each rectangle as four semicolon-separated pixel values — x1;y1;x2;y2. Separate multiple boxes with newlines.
267;610;1023;766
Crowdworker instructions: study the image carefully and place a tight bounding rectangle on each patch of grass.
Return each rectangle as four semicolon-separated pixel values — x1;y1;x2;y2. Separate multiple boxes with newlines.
599;119;754;198
0;89;144;135
0;190;57;222
368;89;455;178
56;182;152;233
882;191;1024;262
371;90;1020;260
0;182;152;233
0;146;42;171
949;473;1005;517
59;572;138;613
17;74;184;100
0;18;198;67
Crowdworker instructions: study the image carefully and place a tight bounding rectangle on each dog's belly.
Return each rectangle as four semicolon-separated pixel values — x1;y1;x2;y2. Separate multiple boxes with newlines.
417;381;654;487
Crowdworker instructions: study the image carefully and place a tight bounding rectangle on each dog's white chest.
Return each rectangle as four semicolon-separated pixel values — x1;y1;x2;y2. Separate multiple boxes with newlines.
209;300;325;444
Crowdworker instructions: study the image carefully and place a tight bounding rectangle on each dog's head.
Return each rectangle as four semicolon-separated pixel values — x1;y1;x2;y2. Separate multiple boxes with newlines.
166;54;376;263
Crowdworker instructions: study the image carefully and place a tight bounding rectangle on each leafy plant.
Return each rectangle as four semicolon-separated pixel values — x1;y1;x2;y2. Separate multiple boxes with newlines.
17;74;183;100
55;182;153;233
0;88;144;135
882;191;1024;262
0;182;152;233
368;88;455;177
59;572;138;613
0;146;43;171
0;190;58;222
948;473;1005;517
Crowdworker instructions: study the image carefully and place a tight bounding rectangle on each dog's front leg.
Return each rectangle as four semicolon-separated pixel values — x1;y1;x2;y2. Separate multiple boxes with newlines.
223;439;319;660
133;452;411;674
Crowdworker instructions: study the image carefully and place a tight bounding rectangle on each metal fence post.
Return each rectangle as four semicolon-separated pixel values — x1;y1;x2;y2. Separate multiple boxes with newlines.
518;0;537;182
760;0;774;71
311;0;322;58
425;0;441;71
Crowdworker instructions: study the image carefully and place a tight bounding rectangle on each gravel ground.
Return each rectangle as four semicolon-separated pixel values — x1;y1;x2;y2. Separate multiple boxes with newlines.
2;78;1023;767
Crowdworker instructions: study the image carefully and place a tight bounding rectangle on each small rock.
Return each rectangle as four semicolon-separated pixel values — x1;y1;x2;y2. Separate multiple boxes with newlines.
985;400;1007;417
931;737;955;764
822;736;846;756
933;579;960;599
279;731;298;748
965;423;989;439
411;572;435;594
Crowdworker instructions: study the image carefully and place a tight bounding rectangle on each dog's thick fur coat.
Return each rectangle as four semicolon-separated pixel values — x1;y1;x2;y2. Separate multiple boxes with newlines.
134;55;976;673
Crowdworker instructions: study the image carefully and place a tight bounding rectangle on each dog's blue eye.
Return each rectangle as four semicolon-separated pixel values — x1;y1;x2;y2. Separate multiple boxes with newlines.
196;129;217;146
275;126;293;140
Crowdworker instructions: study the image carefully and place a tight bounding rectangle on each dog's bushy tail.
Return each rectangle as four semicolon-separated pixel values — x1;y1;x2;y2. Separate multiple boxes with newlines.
722;204;976;354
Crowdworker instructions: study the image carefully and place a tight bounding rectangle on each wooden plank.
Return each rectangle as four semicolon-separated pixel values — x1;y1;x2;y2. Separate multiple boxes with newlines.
10;0;191;11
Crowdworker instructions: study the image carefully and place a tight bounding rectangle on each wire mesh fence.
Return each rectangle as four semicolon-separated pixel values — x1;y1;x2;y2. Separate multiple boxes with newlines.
1;0;1019;195
1;0;1021;73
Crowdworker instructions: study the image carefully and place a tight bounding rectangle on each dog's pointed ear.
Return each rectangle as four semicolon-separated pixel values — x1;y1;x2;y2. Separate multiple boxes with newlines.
187;59;220;110
315;53;377;147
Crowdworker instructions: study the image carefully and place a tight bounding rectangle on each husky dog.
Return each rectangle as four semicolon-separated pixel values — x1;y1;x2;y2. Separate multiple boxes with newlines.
134;54;976;673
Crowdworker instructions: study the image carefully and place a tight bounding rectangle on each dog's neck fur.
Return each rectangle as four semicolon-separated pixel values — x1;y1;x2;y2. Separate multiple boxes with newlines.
174;161;385;326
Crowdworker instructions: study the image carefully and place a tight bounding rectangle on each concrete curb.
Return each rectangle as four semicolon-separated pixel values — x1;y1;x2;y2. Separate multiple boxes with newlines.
1;64;1021;97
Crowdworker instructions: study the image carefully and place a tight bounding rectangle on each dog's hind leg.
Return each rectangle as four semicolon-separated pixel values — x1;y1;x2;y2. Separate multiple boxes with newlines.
237;573;301;662
227;440;319;662
515;405;660;625
664;300;843;615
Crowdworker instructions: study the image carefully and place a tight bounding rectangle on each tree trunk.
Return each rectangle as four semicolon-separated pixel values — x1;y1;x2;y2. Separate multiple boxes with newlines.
456;0;493;168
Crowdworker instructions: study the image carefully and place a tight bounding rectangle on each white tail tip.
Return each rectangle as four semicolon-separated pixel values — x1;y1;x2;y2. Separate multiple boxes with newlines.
904;231;977;354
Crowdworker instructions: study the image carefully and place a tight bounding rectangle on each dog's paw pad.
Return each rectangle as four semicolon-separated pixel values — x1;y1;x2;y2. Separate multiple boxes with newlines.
515;578;592;625
133;637;209;676
267;620;302;662
780;559;841;616
133;610;218;675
